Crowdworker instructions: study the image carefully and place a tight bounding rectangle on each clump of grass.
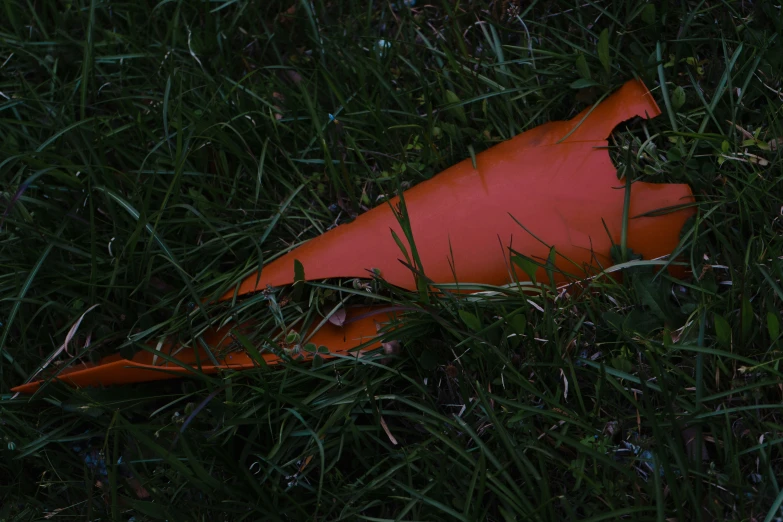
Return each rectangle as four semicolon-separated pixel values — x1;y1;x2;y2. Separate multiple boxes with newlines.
2;0;783;520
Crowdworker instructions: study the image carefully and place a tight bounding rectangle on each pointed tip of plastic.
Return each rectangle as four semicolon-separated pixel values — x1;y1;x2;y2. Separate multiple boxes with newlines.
560;78;662;143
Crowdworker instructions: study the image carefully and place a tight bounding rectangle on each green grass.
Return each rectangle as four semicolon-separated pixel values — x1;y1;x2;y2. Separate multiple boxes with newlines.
1;0;783;520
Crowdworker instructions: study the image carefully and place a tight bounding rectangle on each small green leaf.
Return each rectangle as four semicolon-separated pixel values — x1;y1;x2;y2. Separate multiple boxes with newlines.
508;314;526;336
610;356;633;373
767;312;780;341
445;90;467;124
603;311;624;332
188;187;208;210
459;310;481;332
312;354;324;369
303;343;317;353
575;54;591;80
569;78;600;90
511;254;538;283
641;4;656;25
285;331;300;344
597;29;611;73
671;86;686;110
714;314;732;347
624;308;662;335
633;275;669;321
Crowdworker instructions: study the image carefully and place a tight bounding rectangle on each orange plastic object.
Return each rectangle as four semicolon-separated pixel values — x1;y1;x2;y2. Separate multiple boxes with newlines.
13;79;695;394
11;307;396;394
225;79;693;297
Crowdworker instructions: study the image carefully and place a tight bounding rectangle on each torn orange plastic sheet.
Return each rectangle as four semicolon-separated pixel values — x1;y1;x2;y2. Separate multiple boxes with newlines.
12;307;397;394
13;79;695;394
